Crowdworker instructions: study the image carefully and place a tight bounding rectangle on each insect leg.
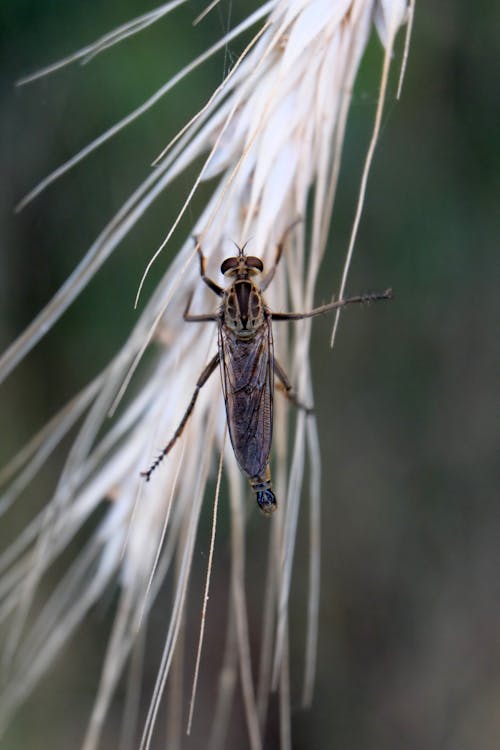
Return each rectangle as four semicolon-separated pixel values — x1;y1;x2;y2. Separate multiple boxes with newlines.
183;293;218;322
141;353;219;481
260;239;285;291
271;288;393;320
260;218;302;291
274;358;313;413
192;236;223;297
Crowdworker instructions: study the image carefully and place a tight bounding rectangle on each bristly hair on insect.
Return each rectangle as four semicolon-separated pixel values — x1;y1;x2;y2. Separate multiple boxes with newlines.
141;233;392;514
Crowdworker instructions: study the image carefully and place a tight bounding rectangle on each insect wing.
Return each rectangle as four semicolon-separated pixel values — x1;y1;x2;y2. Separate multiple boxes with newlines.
218;319;274;479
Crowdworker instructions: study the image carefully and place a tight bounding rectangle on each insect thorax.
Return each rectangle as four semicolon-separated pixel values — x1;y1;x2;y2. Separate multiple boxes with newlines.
223;280;266;337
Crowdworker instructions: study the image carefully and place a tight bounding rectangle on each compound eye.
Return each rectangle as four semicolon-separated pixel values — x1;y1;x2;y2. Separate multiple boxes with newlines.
220;257;239;275
246;256;264;272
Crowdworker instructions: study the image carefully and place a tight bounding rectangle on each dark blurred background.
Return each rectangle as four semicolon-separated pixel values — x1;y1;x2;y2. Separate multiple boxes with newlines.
0;2;498;749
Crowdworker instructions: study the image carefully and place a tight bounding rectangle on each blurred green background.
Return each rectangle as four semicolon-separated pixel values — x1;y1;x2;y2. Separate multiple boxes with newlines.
0;1;498;749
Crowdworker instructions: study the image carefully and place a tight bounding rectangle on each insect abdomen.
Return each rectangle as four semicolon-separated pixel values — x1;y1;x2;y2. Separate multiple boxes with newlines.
219;319;273;478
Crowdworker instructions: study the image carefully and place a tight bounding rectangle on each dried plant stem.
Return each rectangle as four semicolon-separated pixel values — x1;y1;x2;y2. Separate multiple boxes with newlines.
139;405;218;750
229;467;262;750
186;425;226;734
279;615;291;750
257;528;278;726
207;603;238;750
397;0;415;99
302;418;321;706
119;623;146;750
331;15;406;347
165;590;185;750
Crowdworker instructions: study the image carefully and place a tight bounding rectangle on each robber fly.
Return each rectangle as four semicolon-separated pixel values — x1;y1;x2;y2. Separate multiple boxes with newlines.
141;236;392;515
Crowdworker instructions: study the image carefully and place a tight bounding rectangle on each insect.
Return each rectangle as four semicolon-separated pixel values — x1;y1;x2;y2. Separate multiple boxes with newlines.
141;236;392;514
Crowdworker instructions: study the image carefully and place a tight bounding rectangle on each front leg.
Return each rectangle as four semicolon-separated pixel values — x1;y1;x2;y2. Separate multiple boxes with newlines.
183;292;218;322
260;218;302;292
193;236;224;297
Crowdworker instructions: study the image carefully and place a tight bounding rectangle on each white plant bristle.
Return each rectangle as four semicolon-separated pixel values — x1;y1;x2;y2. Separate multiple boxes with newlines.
0;1;413;748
